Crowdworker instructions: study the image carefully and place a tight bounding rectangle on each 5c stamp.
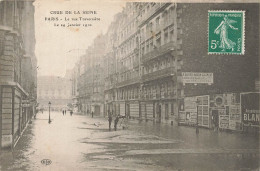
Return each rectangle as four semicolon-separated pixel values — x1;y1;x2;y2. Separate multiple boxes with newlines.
208;10;245;55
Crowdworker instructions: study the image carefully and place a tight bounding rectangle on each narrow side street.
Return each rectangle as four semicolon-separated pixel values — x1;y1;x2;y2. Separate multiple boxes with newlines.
0;112;259;171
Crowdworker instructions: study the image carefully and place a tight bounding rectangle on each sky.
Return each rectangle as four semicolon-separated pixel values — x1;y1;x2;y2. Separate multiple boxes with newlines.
34;0;125;77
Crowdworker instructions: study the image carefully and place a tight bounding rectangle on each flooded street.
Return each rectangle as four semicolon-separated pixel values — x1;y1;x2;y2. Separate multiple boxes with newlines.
0;111;259;171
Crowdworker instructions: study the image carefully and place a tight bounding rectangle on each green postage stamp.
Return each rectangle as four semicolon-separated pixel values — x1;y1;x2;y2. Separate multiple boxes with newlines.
208;10;245;55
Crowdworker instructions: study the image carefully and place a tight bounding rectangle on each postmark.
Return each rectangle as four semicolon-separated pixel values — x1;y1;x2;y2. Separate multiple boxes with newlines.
208;10;245;55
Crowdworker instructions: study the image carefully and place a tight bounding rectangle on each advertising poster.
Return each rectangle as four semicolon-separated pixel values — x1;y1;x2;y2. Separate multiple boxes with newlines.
186;112;197;124
241;92;260;126
184;96;197;124
229;104;241;130
219;115;229;129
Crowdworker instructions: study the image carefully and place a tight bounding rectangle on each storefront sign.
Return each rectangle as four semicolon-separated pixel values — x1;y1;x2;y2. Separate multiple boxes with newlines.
241;92;260;126
182;72;213;84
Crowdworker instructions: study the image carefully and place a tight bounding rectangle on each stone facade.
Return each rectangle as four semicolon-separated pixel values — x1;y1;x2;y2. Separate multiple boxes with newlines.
0;0;37;149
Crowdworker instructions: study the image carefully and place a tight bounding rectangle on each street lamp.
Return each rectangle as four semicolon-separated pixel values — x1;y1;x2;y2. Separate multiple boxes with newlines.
196;98;200;134
48;101;51;124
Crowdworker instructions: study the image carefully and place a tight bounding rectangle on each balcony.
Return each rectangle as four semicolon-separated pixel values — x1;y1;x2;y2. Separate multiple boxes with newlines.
117;76;141;88
142;67;173;82
143;91;176;100
142;41;174;63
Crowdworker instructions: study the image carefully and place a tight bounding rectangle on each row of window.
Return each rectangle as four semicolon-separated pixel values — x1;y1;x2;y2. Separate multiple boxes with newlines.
117;3;139;44
143;81;176;98
117;35;138;59
119;69;139;83
138;3;163;23
119;54;138;71
141;25;174;55
118;20;138;44
107;80;176;101
143;56;173;74
117;87;139;100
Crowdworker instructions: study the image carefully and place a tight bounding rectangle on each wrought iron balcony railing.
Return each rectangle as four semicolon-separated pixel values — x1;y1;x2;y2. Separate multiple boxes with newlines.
142;67;173;82
117;76;141;88
142;41;174;63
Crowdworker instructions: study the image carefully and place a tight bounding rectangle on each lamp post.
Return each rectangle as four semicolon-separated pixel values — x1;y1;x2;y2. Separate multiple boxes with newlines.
48;101;51;124
196;98;200;134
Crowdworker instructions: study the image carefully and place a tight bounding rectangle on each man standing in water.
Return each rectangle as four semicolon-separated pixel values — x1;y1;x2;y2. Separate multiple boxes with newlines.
114;115;119;131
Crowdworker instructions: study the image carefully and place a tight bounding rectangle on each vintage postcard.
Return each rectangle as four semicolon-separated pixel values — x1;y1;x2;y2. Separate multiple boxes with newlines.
0;0;259;170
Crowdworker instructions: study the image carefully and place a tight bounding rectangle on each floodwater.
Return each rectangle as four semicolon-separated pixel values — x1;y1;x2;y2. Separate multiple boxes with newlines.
0;111;259;171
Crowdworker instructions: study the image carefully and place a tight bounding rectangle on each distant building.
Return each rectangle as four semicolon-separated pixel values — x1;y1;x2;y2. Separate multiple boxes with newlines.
104;13;121;116
75;34;106;116
37;76;72;111
0;0;37;149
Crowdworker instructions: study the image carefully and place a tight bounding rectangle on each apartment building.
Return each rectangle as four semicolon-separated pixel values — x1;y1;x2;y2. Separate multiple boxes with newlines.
0;0;37;148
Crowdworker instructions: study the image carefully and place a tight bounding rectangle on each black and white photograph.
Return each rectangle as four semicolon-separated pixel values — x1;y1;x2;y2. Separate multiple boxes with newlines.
0;0;259;170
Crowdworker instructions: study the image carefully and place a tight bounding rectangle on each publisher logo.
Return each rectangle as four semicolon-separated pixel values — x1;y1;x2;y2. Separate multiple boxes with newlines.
41;159;52;166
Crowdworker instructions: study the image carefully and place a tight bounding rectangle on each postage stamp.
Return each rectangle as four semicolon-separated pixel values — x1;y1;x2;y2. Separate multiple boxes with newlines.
208;10;245;55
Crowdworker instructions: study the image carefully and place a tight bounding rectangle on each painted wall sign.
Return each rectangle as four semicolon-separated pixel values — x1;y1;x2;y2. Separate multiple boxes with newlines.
182;72;213;84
